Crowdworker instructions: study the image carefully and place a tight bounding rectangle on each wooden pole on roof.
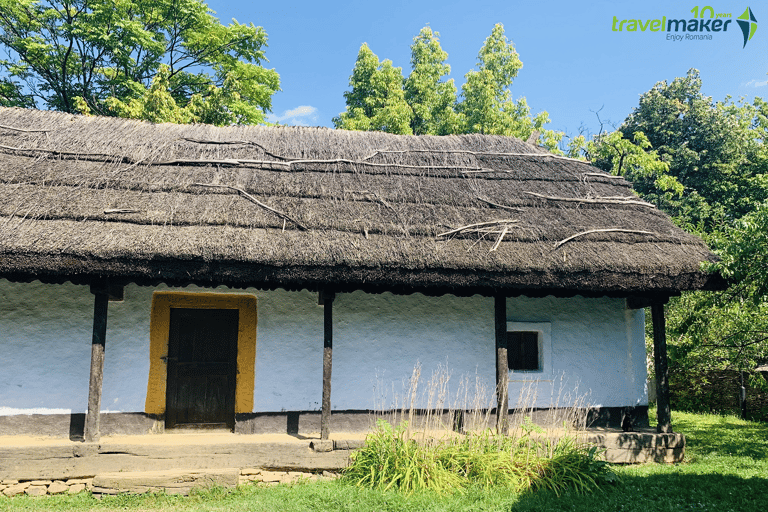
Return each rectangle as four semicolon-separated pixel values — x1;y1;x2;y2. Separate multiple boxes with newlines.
651;300;672;433
84;281;123;443
320;290;335;441
495;295;509;435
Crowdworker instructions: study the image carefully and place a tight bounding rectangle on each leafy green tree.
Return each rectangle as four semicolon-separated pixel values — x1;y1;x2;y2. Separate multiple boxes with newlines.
0;77;33;107
586;130;683;200
0;0;279;124
572;71;768;402
404;27;459;135
332;43;413;134
664;204;768;382
457;23;521;134
334;24;561;148
457;24;560;149
619;69;767;231
588;71;768;410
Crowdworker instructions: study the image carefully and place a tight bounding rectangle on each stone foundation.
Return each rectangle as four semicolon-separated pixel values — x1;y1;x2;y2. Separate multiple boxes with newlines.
1;478;93;497
0;426;683;496
0;468;341;497
0;406;650;438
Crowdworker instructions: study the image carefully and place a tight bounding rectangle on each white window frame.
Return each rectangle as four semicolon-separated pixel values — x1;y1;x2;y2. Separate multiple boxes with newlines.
507;322;552;381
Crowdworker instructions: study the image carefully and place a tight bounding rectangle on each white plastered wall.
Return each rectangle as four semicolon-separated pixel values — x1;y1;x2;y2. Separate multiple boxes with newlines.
0;280;647;414
506;295;648;409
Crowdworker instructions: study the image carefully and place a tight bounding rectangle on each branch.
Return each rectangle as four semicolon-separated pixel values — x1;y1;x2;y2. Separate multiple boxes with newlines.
190;183;308;231
373;149;590;164
437;219;519;238
0;143;132;162
0;125;49;133
180;137;290;161
524;191;655;208
581;172;625;180
555;229;656;249
489;226;509;252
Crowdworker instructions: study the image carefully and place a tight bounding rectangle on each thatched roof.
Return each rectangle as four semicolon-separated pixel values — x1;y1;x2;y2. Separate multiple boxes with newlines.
0;107;720;298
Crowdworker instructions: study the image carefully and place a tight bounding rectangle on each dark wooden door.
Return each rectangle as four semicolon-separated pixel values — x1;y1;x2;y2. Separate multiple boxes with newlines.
165;308;239;429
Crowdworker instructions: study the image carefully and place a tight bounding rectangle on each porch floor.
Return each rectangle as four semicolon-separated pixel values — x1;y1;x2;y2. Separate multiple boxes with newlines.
0;427;684;491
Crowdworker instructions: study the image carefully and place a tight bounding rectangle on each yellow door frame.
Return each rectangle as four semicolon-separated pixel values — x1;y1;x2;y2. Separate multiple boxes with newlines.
145;291;257;416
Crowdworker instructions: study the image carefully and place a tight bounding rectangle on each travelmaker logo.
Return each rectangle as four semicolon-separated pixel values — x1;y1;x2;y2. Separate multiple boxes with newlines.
737;7;758;47
611;5;757;47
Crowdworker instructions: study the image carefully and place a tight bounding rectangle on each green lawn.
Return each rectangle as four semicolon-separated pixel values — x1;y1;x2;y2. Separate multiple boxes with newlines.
3;411;767;512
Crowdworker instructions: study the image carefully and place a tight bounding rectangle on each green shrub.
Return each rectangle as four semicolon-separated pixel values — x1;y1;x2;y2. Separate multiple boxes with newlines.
343;420;463;495
343;418;618;497
532;439;618;495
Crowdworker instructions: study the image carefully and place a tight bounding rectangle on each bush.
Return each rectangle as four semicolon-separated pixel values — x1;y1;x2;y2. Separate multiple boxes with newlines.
343;419;617;496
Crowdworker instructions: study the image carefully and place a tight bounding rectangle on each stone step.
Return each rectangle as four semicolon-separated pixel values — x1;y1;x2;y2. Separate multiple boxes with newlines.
91;468;240;496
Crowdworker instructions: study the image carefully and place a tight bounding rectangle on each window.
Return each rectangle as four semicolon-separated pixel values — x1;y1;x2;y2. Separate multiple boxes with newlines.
506;322;551;378
507;331;540;371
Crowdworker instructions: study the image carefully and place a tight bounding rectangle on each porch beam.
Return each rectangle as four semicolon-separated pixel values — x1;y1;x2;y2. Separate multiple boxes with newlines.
320;290;336;440
495;295;509;435
651;300;672;433
84;285;110;443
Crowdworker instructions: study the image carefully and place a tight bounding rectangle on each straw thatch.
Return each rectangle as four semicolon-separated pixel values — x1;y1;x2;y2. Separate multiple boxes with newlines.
0;107;721;297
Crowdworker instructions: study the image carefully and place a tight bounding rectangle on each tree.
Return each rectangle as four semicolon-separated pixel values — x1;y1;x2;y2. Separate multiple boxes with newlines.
456;24;560;149
618;69;767;231
332;43;413;134
403;27;458;135
569;71;768;410
334;24;561;148
664;204;768;384
0;0;279;124
585;71;768;413
0;77;33;107
457;24;520;133
586;130;684;199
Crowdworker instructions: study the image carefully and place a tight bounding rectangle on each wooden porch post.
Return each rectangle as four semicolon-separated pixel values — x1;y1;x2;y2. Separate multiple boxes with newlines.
320;290;335;440
85;289;109;442
84;281;123;443
651;301;672;433
495;295;509;435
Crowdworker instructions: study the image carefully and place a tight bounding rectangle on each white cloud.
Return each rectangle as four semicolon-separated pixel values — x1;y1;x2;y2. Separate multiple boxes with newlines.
745;79;768;88
267;105;319;126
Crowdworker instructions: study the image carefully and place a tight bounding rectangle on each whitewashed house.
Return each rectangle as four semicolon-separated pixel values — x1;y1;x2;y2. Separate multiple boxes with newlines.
0;108;721;441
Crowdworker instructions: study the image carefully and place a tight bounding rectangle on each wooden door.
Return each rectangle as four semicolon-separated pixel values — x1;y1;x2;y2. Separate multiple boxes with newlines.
165;308;239;429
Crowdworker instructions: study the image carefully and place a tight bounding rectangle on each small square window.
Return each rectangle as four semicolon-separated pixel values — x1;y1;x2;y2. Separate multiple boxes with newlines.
507;331;540;371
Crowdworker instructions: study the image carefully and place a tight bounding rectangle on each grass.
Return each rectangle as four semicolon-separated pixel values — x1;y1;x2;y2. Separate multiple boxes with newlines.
342;419;614;495
2;411;768;511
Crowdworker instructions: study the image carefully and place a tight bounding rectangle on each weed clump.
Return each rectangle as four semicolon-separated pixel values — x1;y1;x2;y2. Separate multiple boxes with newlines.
343;419;617;496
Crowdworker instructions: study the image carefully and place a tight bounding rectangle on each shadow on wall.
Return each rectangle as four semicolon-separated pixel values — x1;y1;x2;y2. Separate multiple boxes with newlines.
69;413;85;441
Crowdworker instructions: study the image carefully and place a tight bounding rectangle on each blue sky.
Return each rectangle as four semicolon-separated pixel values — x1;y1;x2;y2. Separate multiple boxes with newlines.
208;0;766;139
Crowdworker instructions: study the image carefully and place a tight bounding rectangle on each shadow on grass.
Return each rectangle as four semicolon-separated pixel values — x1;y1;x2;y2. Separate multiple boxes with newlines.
511;472;768;512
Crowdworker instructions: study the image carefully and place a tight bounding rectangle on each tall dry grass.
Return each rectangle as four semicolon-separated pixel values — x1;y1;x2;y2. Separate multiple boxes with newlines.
371;361;595;441
349;363;614;495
